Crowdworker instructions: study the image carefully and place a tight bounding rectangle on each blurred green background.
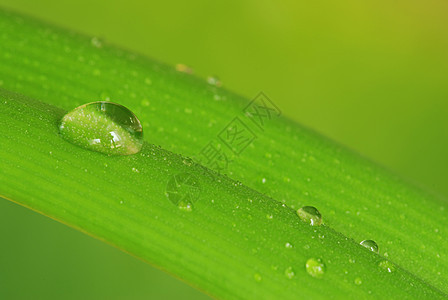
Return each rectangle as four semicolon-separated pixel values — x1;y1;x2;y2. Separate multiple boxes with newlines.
1;0;447;299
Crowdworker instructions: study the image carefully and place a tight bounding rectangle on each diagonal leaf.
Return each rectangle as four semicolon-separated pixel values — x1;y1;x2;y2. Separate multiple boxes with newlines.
0;9;447;299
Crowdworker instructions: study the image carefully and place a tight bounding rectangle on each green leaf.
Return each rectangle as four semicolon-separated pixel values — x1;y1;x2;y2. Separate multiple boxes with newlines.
0;9;447;299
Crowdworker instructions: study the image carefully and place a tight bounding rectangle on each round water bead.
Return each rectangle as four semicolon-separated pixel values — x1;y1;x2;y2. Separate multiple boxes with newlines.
305;258;326;278
297;206;322;226
360;240;379;253
59;101;143;155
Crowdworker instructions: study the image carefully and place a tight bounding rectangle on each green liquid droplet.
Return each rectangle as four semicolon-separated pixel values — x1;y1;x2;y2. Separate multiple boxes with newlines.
297;206;322;226
379;260;396;273
284;266;295;279
285;242;293;249
176;64;193;74
59;102;143;155
360;240;379;253
207;76;222;87
305;258;326;278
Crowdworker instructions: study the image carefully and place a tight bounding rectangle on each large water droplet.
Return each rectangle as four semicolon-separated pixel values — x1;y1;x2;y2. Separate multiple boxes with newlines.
297;206;322;226
59;102;143;155
305;258;325;278
360;240;379;253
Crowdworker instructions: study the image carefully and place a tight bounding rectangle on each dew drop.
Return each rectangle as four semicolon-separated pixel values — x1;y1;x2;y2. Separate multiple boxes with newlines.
100;91;111;101
354;277;362;285
254;273;262;282
59;102;143;155
176;63;193;74
285;267;295;279
207;76;222;87
144;77;152;85
379;260;396;273
141;99;150;107
305;258;325;278
297;206;322;226
360;240;379;253
91;37;103;48
285;242;293;249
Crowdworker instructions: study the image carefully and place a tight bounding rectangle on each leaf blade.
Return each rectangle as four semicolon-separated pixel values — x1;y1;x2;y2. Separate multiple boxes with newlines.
1;10;447;298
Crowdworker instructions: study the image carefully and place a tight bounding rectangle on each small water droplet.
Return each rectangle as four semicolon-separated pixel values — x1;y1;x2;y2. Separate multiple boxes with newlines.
297;206;322;226
306;258;325;278
132;167;140;173
285;242;293;249
266;214;273;220
91;37;103;48
354;277;362;285
262;178;266;184
360;240;379;253
284;267;295;279
254;273;262;282
207;76;222;87
100;91;111;101
182;158;193;166
59;102;143;155
176;64;193;74
141;99;150;107
379;260;396;273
